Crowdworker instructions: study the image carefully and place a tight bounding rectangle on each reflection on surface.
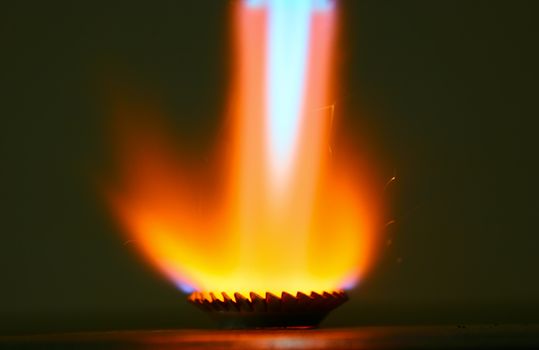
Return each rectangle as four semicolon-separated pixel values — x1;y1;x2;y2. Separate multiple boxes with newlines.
2;325;539;349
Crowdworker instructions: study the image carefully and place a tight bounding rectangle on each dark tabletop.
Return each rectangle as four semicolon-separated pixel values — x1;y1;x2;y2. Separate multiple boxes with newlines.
2;325;539;349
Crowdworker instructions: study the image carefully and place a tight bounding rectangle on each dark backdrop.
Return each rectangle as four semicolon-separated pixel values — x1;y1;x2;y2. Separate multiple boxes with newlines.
1;0;538;335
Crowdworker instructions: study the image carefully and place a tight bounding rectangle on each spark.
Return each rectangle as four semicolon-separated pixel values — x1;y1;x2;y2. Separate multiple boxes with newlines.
384;173;397;190
385;219;396;227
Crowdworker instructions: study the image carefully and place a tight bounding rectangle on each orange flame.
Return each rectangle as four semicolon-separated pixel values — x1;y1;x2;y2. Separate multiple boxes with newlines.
105;1;383;296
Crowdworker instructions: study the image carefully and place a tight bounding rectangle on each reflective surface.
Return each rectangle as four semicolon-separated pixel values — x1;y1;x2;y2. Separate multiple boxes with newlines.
2;325;539;349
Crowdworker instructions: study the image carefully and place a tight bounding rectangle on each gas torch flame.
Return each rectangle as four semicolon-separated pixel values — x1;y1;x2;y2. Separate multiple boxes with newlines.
105;0;383;297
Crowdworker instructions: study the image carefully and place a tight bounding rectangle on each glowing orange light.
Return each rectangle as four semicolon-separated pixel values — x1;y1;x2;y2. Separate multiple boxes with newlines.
104;1;383;297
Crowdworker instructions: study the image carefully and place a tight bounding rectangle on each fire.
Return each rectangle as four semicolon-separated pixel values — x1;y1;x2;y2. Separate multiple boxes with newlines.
104;0;382;297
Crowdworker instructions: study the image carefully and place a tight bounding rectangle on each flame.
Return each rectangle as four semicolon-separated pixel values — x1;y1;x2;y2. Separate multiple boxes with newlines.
104;0;382;296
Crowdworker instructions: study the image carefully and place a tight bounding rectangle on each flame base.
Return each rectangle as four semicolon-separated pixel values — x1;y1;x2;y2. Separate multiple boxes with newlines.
188;290;348;329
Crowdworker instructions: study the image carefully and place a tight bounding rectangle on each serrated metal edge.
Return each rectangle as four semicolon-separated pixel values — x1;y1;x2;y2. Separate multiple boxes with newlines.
188;290;348;313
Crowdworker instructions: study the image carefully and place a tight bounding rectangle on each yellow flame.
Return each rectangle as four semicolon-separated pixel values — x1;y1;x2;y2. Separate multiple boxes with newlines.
104;2;383;296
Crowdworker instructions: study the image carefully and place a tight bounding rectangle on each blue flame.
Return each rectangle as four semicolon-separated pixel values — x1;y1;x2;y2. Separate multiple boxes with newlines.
245;0;333;186
267;0;311;184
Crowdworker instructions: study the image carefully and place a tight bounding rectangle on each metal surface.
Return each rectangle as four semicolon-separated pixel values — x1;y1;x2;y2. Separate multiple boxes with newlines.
189;291;348;329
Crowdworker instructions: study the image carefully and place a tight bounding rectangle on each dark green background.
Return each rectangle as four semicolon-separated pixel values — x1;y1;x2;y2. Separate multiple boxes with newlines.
1;0;538;335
